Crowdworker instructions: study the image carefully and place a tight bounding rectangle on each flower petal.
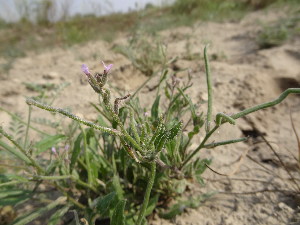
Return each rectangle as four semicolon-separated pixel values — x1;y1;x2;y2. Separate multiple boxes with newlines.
51;147;57;154
81;64;91;75
102;61;113;73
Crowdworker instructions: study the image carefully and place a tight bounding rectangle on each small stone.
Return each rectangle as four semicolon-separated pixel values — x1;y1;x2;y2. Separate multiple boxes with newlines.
278;202;293;213
43;72;59;80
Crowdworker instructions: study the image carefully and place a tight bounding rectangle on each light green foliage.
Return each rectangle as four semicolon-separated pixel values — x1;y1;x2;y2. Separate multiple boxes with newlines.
172;0;249;22
1;43;300;225
114;34;167;76
257;14;300;49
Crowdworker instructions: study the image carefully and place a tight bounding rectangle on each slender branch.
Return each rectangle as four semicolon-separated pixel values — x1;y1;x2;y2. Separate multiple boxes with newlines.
203;137;247;149
229;88;300;121
137;162;156;225
182;88;300;168
181;125;219;168
26;98;122;136
32;175;71;180
216;112;235;125
72;177;99;194
290;111;300;163
204;45;213;133
53;183;85;209
0;127;44;173
99;91;142;153
24;105;32;149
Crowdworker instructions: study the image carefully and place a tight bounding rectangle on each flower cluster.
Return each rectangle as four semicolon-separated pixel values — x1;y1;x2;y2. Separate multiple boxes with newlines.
81;61;113;93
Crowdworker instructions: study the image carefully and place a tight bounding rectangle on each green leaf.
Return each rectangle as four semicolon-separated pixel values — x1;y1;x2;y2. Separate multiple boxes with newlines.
34;134;66;154
48;205;70;225
0;140;30;163
70;133;83;172
112;175;124;200
94;192;116;216
151;95;160;120
159;203;184;219
159;193;215;219
168;121;182;140
111;200;126;225
0;190;31;206
154;130;169;152
11;197;66;225
144;194;159;216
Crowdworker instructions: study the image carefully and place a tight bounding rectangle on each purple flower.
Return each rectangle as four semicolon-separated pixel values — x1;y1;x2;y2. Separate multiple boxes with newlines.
64;144;70;151
144;111;150;117
102;61;113;73
51;147;57;154
81;64;91;76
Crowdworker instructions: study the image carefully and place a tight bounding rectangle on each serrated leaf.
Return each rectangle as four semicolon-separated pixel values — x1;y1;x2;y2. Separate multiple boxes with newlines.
70;133;83;172
94;192;116;216
167;121;182;140
34;134;66;154
111;200;126;225
154;130;168;152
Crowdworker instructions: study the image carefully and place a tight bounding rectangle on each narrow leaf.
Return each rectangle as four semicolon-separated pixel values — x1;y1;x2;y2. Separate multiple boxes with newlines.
12;197;66;225
48;205;70;225
70;133;83;172
94;192;116;216
151;95;160;120
111;200;126;225
0;140;30;163
34;134;66;154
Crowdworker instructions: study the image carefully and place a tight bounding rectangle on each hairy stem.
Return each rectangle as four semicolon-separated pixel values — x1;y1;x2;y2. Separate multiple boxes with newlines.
137;162;156;225
26;98;122;136
182;88;300;168
229;88;300;121
0;127;44;173
203;137;248;149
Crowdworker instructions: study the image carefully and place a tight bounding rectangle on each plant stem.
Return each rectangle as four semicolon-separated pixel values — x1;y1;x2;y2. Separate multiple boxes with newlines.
26;98;122;136
203;137;248;148
24;105;32;149
100;92;143;153
181;125;219;168
72;177;99;194
136;162;156;225
181;88;300;168
0;127;44;173
53;183;85;209
229;88;300;121
204;45;213;133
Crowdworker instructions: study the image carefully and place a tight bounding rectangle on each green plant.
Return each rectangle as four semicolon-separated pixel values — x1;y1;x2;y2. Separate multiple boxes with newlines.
257;11;300;49
114;34;168;76
0;47;299;225
171;0;249;21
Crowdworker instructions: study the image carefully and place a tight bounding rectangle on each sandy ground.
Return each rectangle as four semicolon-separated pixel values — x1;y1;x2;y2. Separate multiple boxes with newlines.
1;6;300;225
